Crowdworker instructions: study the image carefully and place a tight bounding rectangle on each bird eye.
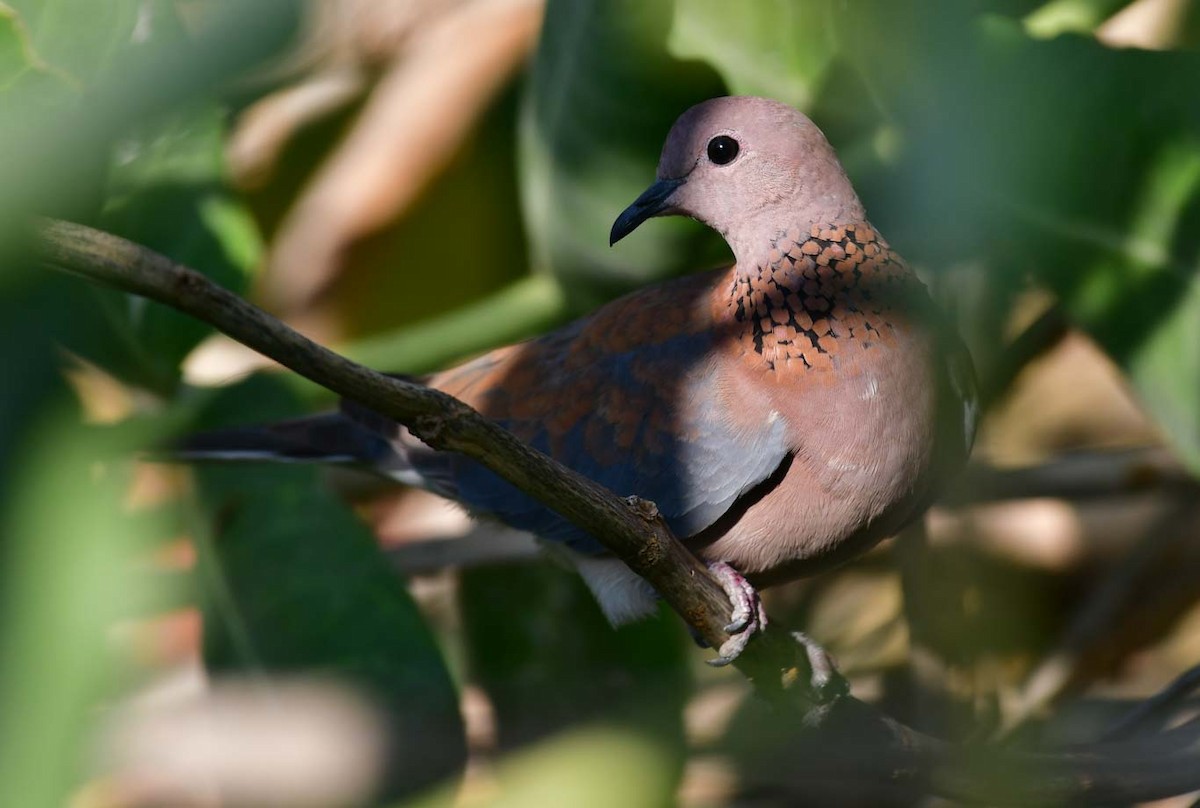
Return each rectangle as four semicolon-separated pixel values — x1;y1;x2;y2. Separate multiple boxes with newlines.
706;135;739;165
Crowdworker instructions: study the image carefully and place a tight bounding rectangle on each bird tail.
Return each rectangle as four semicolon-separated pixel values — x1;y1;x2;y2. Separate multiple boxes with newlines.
172;409;451;493
175;412;389;463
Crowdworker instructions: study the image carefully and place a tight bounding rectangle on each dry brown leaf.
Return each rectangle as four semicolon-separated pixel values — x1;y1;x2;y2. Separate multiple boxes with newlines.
256;0;545;312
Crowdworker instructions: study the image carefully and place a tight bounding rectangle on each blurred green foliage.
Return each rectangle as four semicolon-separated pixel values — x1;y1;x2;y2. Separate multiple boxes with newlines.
1;0;1199;804
405;725;680;808
196;459;466;796
0;416;169;807
520;0;728;304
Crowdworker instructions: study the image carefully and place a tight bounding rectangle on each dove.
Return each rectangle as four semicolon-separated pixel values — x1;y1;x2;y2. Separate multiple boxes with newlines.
182;96;977;665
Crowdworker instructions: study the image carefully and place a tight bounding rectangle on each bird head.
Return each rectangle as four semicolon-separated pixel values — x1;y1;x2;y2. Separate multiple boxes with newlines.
610;96;865;262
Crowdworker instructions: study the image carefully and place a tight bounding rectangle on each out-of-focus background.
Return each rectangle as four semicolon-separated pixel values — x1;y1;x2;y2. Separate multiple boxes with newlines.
2;0;1199;805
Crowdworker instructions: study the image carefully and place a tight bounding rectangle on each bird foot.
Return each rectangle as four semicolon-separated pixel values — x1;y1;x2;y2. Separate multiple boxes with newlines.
697;563;851;703
790;631;849;704
705;561;768;667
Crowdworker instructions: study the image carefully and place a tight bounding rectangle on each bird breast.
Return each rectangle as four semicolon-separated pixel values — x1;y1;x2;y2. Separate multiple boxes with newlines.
695;221;941;580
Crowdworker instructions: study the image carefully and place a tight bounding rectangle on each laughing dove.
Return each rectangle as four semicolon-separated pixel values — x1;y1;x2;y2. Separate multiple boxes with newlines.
183;96;978;663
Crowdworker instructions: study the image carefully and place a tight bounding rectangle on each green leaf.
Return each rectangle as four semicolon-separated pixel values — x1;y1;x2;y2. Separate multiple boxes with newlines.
0;412;170;806
668;0;837;107
342;275;566;377
460;560;688;757
0;3;77;140
519;0;728;309
0;0;156;138
1045;136;1200;472
1125;268;1200;471
0;4;48;83
191;380;466;799
1023;0;1137;38
107;101;229;193
4;0;143;84
65;103;264;393
0;275;80;498
0;1;299;274
828;9;1200;469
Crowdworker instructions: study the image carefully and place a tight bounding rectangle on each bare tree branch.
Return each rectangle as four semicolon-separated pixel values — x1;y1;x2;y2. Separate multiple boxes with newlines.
1104;663;1200;742
949;447;1196;505
998;500;1200;737
34;217;816;704
387;527;540;575
979;302;1069;409
35;218;1200;804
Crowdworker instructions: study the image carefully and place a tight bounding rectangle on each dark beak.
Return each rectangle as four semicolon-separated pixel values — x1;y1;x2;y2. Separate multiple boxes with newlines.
609;177;686;246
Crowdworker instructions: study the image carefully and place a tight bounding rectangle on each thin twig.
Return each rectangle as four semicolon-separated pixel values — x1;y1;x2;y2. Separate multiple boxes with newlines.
980;303;1070;409
387;527;541;575
35;218;1200;804
948;447;1195;506
1104;663;1200;742
997;500;1200;737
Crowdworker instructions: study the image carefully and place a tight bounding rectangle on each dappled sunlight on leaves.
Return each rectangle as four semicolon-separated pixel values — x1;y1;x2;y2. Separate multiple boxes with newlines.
5;0;1200;804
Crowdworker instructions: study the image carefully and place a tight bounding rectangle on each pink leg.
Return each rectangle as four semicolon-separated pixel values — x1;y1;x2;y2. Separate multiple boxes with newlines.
704;562;850;703
792;631;848;702
706;561;769;667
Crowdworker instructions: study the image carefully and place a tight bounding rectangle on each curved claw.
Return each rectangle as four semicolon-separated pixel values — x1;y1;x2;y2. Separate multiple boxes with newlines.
699;564;850;699
705;561;768;667
710;632;752;667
